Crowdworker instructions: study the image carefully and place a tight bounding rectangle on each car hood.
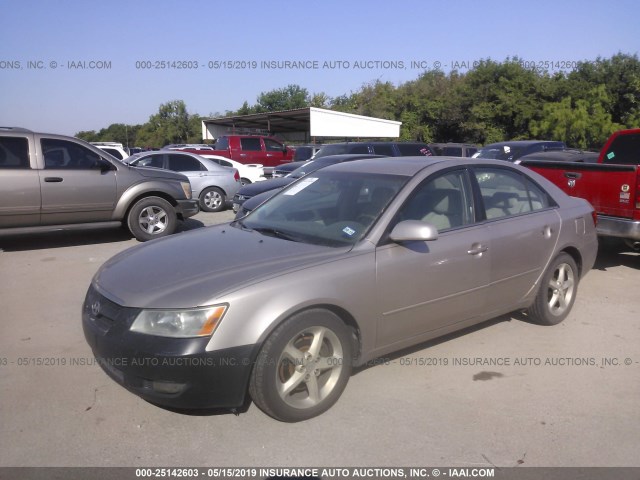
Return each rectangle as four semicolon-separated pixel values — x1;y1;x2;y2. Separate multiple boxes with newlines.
94;224;349;309
237;177;293;196
130;165;189;182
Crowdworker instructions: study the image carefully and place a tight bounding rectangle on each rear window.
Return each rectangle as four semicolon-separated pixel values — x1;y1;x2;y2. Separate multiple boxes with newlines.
602;133;640;165
0;137;29;169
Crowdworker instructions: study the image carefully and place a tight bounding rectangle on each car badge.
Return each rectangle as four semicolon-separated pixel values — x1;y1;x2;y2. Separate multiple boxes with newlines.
621;184;630;193
91;301;101;317
568;179;576;188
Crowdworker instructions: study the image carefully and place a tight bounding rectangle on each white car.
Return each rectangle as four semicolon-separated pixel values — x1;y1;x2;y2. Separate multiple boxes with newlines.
91;142;129;161
201;155;266;185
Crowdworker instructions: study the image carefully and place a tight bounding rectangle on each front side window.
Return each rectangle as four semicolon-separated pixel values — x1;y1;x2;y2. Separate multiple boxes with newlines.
396;170;473;231
135;154;164;168
474;168;551;219
0;137;30;169
263;138;284;152
214;137;229;150
42;138;101;169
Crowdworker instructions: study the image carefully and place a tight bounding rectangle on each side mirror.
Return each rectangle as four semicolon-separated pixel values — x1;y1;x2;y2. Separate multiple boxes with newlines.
95;158;114;172
389;220;438;243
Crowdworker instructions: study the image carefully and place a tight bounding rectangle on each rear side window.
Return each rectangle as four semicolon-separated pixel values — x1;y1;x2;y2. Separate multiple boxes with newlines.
474;168;551;219
602;133;640;165
348;144;370;154
240;138;262;151
0;137;30;169
136;154;164;168
214;137;229;150
168;154;204;172
42;138;101;169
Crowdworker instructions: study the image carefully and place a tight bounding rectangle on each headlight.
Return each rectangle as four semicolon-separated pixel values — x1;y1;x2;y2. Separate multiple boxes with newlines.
130;305;227;338
180;181;192;199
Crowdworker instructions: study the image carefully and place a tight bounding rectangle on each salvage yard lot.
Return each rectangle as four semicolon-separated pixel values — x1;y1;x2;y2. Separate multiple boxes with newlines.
0;211;639;467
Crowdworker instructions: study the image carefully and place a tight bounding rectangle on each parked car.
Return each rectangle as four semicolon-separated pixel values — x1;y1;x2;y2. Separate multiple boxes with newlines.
232;154;384;217
126;151;240;212
200;154;266;185
521;129;640;249
0;128;198;241
473;140;566;163
91;142;129;161
518;149;599;163
314;141;434;159
83;156;597;422
271;160;307;178
429;142;479;157
292;144;323;162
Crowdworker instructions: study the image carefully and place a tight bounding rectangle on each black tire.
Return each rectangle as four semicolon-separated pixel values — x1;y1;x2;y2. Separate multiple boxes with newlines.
240;178;252;186
527;252;579;326
249;309;353;422
199;187;226;212
126;196;177;242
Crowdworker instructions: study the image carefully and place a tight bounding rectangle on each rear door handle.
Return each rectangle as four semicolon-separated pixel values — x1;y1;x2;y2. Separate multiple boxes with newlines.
542;225;553;238
564;172;581;179
467;244;488;255
44;177;63;182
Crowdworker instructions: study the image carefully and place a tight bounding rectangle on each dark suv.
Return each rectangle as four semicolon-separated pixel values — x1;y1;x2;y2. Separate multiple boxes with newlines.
313;141;434;159
0;128;199;241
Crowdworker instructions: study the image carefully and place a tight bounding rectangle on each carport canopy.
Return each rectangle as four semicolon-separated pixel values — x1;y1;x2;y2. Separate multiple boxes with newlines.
201;107;401;142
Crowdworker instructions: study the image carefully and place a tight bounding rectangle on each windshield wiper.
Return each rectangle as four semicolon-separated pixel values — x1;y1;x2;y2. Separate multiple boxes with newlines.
252;227;302;242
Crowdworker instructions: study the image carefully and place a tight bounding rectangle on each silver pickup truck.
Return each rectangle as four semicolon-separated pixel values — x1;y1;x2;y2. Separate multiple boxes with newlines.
0;127;199;241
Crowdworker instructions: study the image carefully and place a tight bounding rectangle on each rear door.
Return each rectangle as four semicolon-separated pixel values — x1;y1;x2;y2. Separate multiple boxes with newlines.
472;166;561;313
0;134;41;227
38;137;117;224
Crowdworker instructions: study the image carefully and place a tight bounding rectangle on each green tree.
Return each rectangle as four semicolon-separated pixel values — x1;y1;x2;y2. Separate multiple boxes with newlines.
254;84;309;112
136;100;200;147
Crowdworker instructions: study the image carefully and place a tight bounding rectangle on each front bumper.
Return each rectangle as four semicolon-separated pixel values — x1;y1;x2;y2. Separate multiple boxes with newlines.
596;215;640;241
82;286;256;409
175;199;199;219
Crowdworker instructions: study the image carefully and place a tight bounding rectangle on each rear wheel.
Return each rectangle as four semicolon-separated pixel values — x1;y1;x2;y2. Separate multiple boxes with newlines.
199;187;225;212
527;252;578;325
240;178;252;186
249;309;353;422
127;196;177;242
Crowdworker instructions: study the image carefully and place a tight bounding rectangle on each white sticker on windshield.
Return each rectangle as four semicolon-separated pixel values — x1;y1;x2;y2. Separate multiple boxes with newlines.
504;146;511;153
284;177;318;196
342;226;356;236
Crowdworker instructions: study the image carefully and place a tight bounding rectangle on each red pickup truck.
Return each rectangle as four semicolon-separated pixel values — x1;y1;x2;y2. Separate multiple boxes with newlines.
521;129;640;249
174;135;294;168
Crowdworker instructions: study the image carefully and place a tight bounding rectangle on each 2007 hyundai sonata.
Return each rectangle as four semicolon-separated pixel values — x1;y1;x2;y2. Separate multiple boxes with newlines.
83;157;598;422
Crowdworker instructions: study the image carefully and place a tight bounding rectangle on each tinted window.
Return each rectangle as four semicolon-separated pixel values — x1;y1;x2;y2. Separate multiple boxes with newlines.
0;137;29;169
168;154;204;172
474;168;550;219
102;147;123;160
443;147;463;156
397;170;472;231
240;138;262;151
602;133;640;165
396;143;433;156
42;138;101;169
263;138;284;152
371;144;394;156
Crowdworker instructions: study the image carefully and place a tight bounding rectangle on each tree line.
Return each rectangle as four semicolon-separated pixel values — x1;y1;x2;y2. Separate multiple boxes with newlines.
77;53;640;150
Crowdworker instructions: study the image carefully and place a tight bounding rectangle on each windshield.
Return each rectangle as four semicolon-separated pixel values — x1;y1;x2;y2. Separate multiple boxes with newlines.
238;170;408;247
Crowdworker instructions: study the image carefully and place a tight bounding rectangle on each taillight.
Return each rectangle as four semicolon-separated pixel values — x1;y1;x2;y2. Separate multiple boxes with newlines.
591;210;598;226
234;169;240;182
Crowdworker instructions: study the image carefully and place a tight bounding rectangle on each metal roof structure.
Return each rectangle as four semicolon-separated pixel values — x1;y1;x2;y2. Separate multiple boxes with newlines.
201;107;402;142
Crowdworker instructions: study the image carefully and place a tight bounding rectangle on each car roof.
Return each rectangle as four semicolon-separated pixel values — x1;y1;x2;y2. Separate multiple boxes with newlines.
317;156;448;176
481;140;562;148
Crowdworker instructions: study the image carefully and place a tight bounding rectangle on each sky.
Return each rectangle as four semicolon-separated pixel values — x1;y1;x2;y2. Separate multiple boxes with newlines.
1;0;638;136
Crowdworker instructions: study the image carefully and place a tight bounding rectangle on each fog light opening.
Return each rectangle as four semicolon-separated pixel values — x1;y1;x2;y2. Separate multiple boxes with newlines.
152;381;187;394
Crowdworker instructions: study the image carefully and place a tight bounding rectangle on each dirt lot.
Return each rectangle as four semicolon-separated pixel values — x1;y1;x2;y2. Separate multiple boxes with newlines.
0;212;638;468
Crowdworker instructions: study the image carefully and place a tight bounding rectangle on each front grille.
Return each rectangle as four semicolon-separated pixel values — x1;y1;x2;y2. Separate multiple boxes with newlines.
83;285;139;333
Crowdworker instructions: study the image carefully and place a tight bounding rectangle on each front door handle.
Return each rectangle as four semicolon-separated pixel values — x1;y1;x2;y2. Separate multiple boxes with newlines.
44;177;63;182
467;244;488;255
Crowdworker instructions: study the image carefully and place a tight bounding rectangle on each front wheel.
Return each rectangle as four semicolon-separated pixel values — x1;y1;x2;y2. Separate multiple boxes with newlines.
249;309;353;422
127;196;177;242
199;187;226;212
527;252;579;325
